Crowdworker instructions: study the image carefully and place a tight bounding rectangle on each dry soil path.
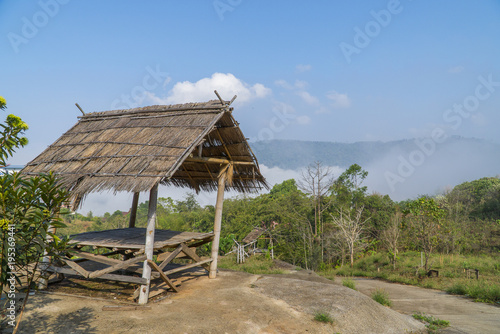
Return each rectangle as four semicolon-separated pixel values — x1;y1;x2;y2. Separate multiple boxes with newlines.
350;277;500;334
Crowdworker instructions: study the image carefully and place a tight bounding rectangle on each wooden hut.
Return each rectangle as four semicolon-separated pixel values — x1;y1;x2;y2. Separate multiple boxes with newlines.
22;97;267;304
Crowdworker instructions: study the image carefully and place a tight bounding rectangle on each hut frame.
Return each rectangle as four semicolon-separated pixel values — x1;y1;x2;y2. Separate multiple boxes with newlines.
23;94;267;304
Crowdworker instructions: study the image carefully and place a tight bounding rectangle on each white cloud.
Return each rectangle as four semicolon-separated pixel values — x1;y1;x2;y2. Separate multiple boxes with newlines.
294;80;308;90
448;65;464;74
296;64;312;72
326;90;351;108
296;90;319;105
275;79;293;90
146;73;271;105
314;106;329;114
296;115;311;125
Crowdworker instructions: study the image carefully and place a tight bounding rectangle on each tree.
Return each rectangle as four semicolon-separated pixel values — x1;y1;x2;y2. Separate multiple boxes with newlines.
362;193;395;240
331;163;368;209
0;98;28;168
403;197;445;271
0;97;70;333
331;207;368;267
381;212;402;269
298;162;335;265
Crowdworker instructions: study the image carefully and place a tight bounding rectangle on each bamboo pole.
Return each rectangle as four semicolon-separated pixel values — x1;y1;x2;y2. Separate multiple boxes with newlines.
138;183;158;304
128;192;140;228
38;224;55;289
209;169;226;278
185;157;254;166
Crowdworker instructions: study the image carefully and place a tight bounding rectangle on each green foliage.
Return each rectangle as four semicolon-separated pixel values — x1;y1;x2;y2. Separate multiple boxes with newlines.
0;172;70;286
0;97;29;167
342;277;356;290
0;97;71;331
363;193;396;239
371;288;392;307
0;96;6;110
446;280;500;304
412;312;449;332
450;177;500;220
319;252;500;305
403;197;445;271
331;163;368;209
313;311;334;324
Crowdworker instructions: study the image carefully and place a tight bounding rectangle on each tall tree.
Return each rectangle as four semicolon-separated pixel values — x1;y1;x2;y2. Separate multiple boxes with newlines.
331;163;368;210
381;212;402;269
330;207;368;267
297;162;335;264
403;197;445;271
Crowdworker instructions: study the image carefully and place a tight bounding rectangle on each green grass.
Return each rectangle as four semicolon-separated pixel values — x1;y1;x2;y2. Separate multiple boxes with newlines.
371;288;392;307
313;311;334;324
317;252;500;304
217;254;285;275
342;277;356;290
447;279;500;303
412;312;449;333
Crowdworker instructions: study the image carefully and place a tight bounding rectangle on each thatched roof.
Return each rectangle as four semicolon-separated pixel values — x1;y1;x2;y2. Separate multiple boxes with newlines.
22;100;268;205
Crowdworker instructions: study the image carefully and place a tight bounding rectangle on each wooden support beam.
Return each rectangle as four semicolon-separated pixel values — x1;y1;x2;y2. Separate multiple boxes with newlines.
181;166;199;191
103;305;151;311
62;258;91;278
158;244;183;271
163;259;213;276
47;266;147;285
181;243;210;271
138;183;158;305
215;128;233;160
185;157;254;166
88;255;147;279
209;169;226;278
129;192;140;228
73;251;123;266
147;260;178;292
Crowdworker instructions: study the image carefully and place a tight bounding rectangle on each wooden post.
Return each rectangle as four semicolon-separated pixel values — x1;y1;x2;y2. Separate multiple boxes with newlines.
38;224;55;289
138;183;158;304
209;170;226;278
128;192;140;228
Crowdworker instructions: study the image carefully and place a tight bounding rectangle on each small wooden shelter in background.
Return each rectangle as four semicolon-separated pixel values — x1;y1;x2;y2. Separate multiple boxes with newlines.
22;95;267;304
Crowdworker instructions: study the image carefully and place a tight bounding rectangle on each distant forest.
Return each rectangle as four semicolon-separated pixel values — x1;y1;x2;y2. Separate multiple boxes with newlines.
62;165;500;272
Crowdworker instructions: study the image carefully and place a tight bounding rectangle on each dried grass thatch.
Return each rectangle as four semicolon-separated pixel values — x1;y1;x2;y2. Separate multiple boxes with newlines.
22;100;268;207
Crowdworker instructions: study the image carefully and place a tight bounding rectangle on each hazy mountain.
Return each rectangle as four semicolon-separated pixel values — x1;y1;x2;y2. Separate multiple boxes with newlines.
251;137;500;201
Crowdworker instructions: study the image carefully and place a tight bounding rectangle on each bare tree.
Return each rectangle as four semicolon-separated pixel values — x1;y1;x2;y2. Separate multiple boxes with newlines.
297;161;335;262
381;212;402;269
331;207;368;267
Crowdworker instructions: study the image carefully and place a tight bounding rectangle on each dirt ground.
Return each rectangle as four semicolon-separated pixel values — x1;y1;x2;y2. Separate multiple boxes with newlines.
350;277;500;334
3;266;425;334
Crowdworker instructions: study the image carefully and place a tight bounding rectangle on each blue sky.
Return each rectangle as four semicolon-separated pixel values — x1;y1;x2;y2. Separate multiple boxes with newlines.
1;1;500;212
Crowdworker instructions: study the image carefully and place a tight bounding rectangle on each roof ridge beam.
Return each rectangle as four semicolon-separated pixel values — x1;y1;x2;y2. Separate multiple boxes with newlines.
184;157;254;166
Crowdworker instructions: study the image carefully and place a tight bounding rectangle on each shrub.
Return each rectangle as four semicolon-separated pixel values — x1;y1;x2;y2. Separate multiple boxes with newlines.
371;289;392;307
342;277;356;290
446;280;500;303
314;311;334;324
412;312;449;332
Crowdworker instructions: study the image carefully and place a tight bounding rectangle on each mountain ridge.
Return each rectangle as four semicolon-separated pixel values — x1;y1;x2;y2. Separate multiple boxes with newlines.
250;136;498;170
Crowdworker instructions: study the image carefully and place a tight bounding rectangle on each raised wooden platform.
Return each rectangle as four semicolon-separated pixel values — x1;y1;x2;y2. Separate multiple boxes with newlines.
70;228;214;250
47;228;215;302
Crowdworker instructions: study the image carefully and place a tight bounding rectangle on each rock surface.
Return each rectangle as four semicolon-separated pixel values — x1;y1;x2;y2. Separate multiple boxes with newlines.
12;270;425;334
